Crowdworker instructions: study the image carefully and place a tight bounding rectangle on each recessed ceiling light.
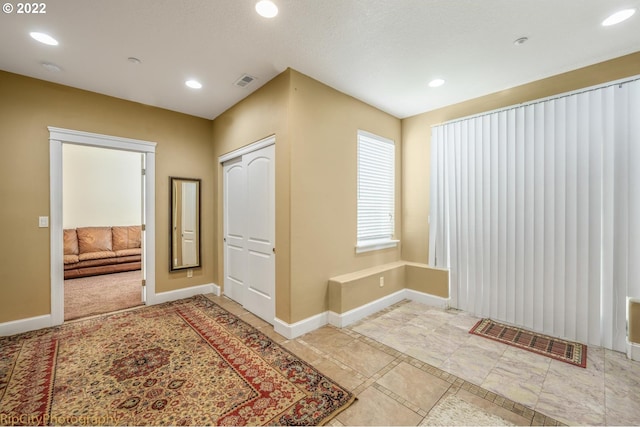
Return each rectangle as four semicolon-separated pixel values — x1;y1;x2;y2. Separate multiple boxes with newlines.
428;78;445;88
255;0;278;18
602;8;636;26
30;32;58;46
514;36;529;46
185;80;202;89
41;62;61;72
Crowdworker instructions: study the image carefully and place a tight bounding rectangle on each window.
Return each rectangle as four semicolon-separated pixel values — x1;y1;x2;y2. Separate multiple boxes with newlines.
356;130;398;253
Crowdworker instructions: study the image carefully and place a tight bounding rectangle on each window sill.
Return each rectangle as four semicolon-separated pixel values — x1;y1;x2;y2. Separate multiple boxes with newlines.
355;239;400;254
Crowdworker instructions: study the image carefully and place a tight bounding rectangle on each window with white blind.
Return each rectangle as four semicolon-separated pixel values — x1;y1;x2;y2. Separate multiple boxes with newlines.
356;130;398;253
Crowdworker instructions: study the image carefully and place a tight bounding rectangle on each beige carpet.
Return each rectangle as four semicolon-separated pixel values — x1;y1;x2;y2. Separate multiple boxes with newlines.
64;270;143;321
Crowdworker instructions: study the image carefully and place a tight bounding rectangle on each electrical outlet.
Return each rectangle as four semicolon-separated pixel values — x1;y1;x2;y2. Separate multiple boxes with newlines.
187;269;193;278
379;276;384;287
38;216;49;228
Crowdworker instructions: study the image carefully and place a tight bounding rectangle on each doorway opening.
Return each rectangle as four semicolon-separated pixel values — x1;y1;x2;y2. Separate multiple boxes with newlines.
49;127;157;326
62;144;144;320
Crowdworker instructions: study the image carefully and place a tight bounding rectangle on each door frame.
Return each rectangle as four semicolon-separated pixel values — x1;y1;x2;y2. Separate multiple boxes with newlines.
49;127;157;325
219;134;276;314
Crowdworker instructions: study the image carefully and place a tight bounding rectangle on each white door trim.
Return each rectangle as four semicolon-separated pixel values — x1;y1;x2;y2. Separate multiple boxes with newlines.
218;134;275;163
48;127;157;325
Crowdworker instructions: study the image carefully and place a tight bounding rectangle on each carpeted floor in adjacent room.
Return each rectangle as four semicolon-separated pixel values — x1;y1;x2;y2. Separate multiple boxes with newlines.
64;270;143;321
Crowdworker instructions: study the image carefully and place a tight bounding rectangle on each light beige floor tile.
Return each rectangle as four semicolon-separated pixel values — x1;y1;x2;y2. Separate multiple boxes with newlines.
453;389;530;426
255;324;288;344
373;324;424;350
535;348;605;425
604;348;640;390
330;339;396;377
465;333;510;353
440;341;502;385
336;386;423;426
408;309;458;331
417;324;469;360
238;311;271;329
311;358;365;392
324;417;345;426
300;326;354;352
604;349;640;425
446;312;482;331
376;362;450;411
280;340;323;364
481;347;549;408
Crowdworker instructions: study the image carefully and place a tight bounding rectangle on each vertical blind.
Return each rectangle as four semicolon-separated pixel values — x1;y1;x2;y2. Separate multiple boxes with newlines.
357;130;395;243
429;78;640;352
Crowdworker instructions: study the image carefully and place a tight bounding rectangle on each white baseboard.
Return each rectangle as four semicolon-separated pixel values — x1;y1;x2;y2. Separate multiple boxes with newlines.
274;312;329;340
328;289;450;328
210;283;221;296
147;283;218;305
0;314;52;337
628;341;640;362
275;289;450;339
328;290;406;328
404;289;450;309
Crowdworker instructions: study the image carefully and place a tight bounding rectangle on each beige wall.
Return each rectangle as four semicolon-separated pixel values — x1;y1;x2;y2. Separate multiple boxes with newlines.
288;71;402;322
630;300;640;345
0;71;214;323
402;51;640;263
211;69;292;322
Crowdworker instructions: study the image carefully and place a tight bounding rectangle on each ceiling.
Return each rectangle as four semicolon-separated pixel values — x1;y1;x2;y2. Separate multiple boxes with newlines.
1;0;639;120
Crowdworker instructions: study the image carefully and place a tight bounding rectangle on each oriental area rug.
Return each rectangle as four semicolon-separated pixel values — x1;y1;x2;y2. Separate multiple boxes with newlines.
0;295;355;426
470;318;587;368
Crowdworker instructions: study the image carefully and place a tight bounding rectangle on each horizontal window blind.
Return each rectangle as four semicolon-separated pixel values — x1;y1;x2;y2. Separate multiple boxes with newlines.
357;131;395;243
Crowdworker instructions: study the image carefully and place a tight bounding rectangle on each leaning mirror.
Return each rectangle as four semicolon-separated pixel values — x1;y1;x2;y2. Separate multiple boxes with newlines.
170;177;201;271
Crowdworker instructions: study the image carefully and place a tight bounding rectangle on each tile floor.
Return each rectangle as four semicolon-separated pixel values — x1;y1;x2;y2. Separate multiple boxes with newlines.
207;295;640;426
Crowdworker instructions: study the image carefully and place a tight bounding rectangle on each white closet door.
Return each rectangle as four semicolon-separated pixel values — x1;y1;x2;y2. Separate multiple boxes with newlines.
222;142;275;324
243;145;275;324
223;157;246;304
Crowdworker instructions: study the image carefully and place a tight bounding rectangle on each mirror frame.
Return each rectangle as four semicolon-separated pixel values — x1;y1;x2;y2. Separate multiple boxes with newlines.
169;177;201;271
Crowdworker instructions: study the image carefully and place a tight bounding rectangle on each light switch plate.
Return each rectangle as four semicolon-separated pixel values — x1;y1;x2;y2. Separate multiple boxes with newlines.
39;216;49;228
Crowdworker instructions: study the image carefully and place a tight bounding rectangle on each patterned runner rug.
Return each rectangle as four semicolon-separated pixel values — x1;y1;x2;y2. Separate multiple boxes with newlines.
0;295;355;425
469;318;587;368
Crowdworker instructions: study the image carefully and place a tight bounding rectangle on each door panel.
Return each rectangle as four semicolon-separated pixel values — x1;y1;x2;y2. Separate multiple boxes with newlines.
243;145;275;323
223;159;246;304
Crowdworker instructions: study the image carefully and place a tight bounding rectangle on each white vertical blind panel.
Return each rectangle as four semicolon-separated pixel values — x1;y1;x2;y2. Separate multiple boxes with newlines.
587;90;603;346
628;81;640;315
532;102;546;333
601;86;616;350
429;77;639;352
612;84;630;351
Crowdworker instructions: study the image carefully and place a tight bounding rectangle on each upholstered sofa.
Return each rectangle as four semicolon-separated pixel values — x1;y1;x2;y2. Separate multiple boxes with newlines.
63;226;142;279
